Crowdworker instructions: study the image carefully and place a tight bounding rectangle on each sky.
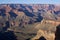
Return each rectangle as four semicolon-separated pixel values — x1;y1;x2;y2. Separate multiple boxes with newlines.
0;0;60;4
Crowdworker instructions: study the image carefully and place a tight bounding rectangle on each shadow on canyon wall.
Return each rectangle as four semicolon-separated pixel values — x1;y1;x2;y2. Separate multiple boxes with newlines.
0;31;17;40
0;21;17;40
55;24;60;40
35;36;46;40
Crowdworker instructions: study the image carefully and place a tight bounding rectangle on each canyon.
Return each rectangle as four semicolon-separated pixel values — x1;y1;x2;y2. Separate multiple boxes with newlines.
0;4;60;40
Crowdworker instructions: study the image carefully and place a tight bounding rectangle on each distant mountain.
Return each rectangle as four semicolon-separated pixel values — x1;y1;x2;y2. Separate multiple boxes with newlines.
0;4;60;28
0;4;60;21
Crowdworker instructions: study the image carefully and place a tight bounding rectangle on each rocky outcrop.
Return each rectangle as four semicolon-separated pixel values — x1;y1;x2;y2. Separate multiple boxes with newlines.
41;19;60;26
31;29;55;40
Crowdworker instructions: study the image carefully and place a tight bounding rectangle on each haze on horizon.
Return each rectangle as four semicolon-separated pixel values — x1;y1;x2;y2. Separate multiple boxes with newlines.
0;0;60;4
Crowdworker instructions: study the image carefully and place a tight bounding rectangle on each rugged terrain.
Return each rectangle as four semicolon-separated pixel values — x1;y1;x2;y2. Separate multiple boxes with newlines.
0;4;60;40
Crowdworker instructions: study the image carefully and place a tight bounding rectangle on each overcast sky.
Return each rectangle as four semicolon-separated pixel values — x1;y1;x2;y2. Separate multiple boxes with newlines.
0;0;60;4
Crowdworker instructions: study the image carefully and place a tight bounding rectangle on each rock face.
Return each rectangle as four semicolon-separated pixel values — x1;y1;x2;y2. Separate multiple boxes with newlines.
31;23;60;40
31;29;55;40
41;19;60;26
